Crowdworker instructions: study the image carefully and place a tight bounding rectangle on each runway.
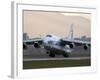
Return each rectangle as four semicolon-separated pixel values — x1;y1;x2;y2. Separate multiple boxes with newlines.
23;57;90;61
23;45;91;69
23;45;91;59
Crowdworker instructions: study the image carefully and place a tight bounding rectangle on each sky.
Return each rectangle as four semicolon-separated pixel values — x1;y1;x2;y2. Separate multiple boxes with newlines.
23;10;91;38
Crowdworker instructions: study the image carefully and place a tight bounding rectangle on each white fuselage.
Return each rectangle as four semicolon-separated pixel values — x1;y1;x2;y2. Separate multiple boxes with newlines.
43;35;60;45
43;34;72;53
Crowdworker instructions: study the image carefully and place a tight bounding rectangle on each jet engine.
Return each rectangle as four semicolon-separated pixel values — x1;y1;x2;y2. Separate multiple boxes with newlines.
83;44;89;50
34;42;40;48
23;43;27;49
69;43;75;48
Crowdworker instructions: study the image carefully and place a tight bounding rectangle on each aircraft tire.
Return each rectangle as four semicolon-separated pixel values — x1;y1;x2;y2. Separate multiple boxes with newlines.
49;53;55;57
63;53;69;57
46;51;49;54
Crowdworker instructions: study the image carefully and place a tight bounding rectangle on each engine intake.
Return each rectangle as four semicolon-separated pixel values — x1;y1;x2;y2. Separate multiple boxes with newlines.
34;42;40;48
83;45;89;50
23;43;27;49
69;43;75;48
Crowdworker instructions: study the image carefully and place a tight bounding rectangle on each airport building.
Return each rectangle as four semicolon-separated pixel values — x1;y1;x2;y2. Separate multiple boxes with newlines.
23;33;29;40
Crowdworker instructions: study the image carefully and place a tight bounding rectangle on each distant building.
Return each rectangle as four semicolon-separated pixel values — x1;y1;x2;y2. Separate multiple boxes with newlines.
81;36;87;39
23;33;29;40
74;36;91;42
81;36;91;41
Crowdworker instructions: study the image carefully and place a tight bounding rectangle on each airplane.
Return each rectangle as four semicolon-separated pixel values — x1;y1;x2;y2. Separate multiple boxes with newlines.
23;24;91;57
23;38;42;49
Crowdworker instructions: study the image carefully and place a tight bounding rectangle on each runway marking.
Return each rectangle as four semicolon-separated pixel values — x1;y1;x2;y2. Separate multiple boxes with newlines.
23;57;90;61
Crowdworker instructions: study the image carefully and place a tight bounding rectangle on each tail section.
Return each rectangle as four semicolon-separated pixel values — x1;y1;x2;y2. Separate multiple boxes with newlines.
67;24;74;40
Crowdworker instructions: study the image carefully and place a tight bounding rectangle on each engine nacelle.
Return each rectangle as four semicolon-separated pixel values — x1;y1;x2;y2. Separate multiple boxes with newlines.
83;44;89;50
23;43;28;49
34;42;40;48
69;43;75;48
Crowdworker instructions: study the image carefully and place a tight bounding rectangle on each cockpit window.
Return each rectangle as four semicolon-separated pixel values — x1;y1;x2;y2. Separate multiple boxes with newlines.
46;35;52;37
48;41;53;44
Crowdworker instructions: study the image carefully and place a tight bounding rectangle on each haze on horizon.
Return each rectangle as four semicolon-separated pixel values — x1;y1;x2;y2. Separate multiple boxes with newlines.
23;10;91;38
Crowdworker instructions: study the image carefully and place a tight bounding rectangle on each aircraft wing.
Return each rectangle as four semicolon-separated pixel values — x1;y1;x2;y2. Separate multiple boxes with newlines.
60;39;91;46
23;38;43;45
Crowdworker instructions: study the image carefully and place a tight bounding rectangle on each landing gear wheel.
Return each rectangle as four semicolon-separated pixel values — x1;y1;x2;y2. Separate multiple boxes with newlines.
63;53;69;57
46;51;49;54
49;53;55;57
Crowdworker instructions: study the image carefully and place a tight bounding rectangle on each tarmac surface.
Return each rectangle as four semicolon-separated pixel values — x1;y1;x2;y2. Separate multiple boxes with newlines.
23;45;91;60
23;45;91;69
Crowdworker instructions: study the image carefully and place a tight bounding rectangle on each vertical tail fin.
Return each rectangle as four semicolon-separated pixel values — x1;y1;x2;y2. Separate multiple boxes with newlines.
67;24;74;40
